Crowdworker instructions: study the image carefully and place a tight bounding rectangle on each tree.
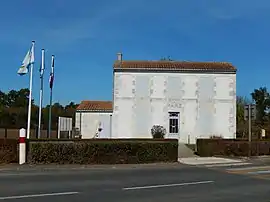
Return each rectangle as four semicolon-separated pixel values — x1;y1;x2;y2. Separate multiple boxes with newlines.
251;87;270;124
236;96;249;124
0;88;78;130
160;56;173;61
65;102;77;109
0;90;8;107
65;102;79;127
151;125;166;139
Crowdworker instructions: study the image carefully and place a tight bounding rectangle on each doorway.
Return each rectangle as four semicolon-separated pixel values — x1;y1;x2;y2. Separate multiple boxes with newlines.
168;112;180;139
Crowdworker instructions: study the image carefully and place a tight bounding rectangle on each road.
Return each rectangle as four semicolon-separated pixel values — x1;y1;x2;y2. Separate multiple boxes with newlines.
0;164;269;201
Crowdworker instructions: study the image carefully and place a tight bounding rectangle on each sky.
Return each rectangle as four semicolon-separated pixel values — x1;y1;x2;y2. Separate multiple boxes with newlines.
1;0;270;106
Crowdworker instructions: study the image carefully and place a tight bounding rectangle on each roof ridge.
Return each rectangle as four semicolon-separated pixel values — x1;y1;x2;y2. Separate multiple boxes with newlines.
114;60;232;63
77;100;113;111
81;100;112;102
113;60;236;71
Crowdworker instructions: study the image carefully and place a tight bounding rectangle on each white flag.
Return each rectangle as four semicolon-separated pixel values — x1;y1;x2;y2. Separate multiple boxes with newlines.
39;49;45;78
18;43;35;75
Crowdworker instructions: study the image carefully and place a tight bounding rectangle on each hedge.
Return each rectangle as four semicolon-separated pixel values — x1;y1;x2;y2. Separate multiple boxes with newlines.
197;138;270;157
27;139;178;164
0;139;18;164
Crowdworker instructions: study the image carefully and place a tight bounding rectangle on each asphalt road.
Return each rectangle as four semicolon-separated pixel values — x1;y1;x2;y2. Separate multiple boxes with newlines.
0;164;269;202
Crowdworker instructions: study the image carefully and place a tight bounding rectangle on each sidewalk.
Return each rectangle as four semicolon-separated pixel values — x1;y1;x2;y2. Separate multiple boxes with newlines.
178;155;270;167
0;162;182;172
178;157;248;166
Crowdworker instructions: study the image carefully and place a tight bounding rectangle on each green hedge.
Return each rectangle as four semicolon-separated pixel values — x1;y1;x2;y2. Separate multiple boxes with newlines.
27;139;178;164
0;139;18;164
197;138;270;157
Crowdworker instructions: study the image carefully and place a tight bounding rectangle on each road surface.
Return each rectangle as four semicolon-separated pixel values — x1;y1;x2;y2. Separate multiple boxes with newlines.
0;164;269;201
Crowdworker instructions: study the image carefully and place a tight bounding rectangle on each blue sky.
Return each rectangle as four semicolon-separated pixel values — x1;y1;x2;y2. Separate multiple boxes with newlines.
1;0;270;105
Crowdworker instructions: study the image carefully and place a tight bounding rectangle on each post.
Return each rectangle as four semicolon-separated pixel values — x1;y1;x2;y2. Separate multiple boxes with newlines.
38;49;45;139
19;128;26;165
48;89;52;138
27;63;33;139
26;41;35;139
248;104;252;156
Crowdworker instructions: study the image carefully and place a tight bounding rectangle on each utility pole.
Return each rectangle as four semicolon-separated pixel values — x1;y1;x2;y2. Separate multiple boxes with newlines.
248;104;251;143
244;104;256;157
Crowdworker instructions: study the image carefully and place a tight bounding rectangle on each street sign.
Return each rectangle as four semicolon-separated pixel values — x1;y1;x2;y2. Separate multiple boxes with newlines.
244;104;256;121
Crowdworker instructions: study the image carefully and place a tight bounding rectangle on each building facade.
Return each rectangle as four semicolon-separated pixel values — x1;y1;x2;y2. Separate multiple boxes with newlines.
76;54;237;143
111;55;237;144
75;101;113;138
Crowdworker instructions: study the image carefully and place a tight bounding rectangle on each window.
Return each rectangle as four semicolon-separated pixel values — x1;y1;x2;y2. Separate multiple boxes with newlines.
169;112;179;133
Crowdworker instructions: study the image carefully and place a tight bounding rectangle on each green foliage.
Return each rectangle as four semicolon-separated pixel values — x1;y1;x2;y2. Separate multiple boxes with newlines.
160;56;174;61
0;88;78;130
251;87;270;124
27;139;178;164
0;139;18;164
151;125;166;139
236;96;249;124
196;138;270;157
237;87;270;137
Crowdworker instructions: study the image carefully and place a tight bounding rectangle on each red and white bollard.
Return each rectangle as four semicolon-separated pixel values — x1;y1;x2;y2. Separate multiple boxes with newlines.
19;128;26;165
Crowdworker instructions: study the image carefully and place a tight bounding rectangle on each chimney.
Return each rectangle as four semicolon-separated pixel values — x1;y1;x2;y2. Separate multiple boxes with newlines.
117;52;123;61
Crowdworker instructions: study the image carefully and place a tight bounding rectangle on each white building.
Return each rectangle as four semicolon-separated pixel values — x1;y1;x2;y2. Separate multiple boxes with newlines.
76;53;237;144
76;101;113;138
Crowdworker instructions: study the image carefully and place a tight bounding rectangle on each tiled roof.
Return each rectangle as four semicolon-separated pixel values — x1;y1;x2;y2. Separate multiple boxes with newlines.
76;101;113;111
113;60;236;71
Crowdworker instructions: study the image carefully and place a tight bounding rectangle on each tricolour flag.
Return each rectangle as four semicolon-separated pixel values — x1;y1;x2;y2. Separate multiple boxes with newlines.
17;43;35;75
49;55;55;89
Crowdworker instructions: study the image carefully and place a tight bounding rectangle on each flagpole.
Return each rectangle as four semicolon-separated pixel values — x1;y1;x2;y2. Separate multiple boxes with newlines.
48;87;52;138
48;55;54;138
26;41;35;139
38;49;45;139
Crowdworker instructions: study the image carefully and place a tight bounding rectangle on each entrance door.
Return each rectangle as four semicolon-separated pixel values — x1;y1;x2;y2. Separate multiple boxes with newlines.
168;112;180;139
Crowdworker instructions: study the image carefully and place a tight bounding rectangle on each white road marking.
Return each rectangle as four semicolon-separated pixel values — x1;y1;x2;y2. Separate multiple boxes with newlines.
122;180;214;191
0;192;79;200
247;170;270;175
204;162;252;167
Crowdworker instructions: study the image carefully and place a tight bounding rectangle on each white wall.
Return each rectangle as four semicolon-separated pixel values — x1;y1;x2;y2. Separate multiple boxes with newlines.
112;72;236;143
75;112;113;139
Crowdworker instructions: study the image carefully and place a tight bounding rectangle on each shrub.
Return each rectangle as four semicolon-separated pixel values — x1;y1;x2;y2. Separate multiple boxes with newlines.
0;139;18;164
210;135;223;139
151;125;166;139
196;138;270;157
27;139;178;164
